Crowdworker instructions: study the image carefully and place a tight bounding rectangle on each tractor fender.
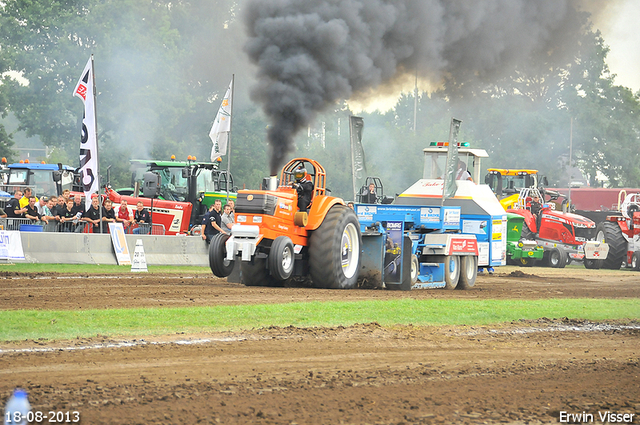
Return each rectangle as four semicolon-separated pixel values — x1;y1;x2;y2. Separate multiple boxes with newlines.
305;195;345;230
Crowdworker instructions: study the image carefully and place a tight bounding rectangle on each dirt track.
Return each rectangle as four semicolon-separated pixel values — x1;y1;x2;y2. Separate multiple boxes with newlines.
0;266;639;424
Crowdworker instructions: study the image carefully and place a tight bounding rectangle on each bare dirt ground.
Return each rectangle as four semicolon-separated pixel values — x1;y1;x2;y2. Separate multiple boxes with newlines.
0;266;639;424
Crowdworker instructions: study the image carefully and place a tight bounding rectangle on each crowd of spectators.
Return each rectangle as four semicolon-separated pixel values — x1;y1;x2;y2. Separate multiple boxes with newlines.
1;187;156;234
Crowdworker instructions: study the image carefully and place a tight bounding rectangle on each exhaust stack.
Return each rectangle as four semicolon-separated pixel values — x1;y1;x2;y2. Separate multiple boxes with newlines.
268;176;278;191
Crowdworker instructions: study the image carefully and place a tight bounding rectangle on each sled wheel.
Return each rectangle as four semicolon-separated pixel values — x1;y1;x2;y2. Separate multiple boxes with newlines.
241;257;282;287
309;205;361;289
548;248;566;269
595;222;626;270
209;233;234;277
269;236;295;281
411;254;419;285
443;255;460;290
457;256;477;290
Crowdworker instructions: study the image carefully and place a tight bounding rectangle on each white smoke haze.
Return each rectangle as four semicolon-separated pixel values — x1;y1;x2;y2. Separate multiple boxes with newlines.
243;0;590;174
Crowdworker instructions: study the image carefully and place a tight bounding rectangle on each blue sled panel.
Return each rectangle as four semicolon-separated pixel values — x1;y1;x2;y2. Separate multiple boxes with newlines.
360;234;385;288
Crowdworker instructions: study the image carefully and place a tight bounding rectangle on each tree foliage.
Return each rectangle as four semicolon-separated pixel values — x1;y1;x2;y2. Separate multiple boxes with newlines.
0;1;638;195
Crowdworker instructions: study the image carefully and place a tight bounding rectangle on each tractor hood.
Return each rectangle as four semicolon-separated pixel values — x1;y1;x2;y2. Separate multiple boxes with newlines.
540;208;595;228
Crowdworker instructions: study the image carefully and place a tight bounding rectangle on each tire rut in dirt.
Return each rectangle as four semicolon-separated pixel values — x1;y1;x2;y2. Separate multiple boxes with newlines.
309;205;361;289
596;221;626;269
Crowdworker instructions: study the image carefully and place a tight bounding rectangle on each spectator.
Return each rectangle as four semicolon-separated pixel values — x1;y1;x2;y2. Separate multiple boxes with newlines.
71;194;85;215
117;199;131;231
42;197;57;231
101;199;117;233
55;195;66;217
61;189;71;204
19;188;38;209
133;201;151;234
82;197;101;233
49;196;61;227
227;199;235;216
71;194;86;233
362;183;377;204
25;196;46;224
221;203;234;233
59;199;77;232
36;197;47;215
202;199;225;243
347;202;355;210
6;190;26;218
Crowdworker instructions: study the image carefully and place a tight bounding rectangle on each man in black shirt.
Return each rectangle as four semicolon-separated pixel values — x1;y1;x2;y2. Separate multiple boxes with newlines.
59;199;77;232
83;197;102;233
101;199;117;233
6;190;26;218
202;199;225;243
362;183;378;204
24;196;46;224
133;201;151;234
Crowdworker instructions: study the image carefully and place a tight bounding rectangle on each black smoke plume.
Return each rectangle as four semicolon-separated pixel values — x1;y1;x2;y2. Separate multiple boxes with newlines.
244;0;585;174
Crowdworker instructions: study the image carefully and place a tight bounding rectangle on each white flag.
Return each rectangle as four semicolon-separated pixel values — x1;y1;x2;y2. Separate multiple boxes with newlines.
209;79;233;162
73;56;99;211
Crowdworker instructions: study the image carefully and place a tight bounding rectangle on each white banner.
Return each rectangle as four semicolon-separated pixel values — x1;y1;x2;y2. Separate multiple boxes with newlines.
108;223;131;265
209;79;233;161
0;231;25;260
73;56;100;211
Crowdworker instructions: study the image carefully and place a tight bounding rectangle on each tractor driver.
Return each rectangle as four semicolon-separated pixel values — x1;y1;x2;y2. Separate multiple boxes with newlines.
292;167;313;212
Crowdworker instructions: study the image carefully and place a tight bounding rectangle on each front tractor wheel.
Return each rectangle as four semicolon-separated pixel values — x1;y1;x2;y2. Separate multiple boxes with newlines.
309;205;361;289
209;233;234;277
548;248;566;269
269;236;295;281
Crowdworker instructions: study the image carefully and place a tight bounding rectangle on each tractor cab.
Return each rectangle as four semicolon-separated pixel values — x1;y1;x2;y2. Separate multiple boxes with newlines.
485;169;543;197
0;162;77;197
422;142;488;184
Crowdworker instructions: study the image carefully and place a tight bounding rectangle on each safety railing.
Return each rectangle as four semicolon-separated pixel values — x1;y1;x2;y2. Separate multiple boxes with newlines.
0;218;167;235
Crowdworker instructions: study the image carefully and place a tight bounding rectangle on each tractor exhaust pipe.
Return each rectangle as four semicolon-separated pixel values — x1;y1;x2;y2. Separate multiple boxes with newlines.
268;176;277;191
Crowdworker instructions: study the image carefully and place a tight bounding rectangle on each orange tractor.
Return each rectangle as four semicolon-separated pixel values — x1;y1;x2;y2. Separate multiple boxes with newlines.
209;158;361;288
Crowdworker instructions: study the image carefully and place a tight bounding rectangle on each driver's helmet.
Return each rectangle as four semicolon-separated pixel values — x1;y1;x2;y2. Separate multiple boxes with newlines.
294;167;306;182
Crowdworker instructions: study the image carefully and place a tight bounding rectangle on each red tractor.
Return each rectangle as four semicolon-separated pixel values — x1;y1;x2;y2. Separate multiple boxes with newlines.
507;188;608;268
209;158;362;288
594;192;640;270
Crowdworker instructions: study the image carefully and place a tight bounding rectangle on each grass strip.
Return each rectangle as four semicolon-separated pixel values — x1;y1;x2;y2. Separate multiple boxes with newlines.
0;263;209;274
1;298;638;342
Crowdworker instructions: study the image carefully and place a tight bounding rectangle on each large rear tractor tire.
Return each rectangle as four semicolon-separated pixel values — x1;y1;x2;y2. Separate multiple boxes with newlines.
241;257;282;287
269;236;295;281
548;248;566;269
443;255;460;290
457;256;477;290
595;221;626;269
209;233;234;277
309;205;361;289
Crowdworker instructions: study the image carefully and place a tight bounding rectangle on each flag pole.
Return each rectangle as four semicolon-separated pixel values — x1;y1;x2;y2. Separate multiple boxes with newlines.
91;55;103;229
226;74;234;203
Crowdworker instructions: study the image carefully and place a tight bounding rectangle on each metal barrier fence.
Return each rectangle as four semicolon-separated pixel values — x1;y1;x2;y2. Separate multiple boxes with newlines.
0;218;166;235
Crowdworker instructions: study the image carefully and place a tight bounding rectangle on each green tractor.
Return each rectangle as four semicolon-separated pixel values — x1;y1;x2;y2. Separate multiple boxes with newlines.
506;212;544;266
